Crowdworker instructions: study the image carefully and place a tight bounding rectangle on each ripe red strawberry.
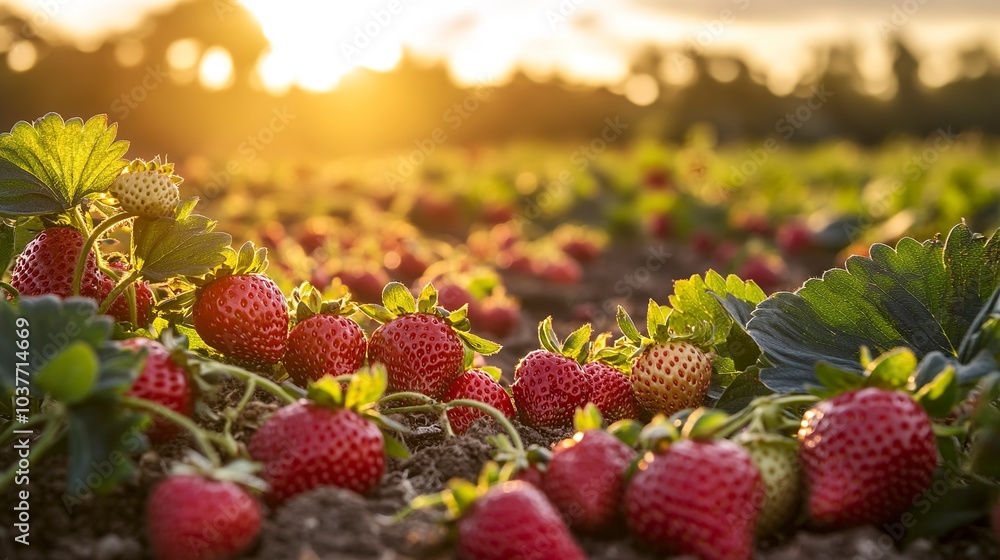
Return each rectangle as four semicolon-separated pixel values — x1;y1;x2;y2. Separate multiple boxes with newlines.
10;227;104;300
626;439;762;560
798;388;937;528
738;433;802;535
283;284;366;386
103;260;155;326
249;398;385;503
776;221;814;255
632;341;711;416
363;283;501;399
147;474;261;560
476;299;520;339
535;258;582;285
456;481;586;560
543;428;634;531
122;337;193;443
513;464;545;488
584;361;640;422
442;369;516;435
512;349;591;428
193;274;288;366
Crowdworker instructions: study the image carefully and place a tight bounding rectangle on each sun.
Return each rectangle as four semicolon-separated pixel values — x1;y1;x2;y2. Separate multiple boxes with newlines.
240;0;405;93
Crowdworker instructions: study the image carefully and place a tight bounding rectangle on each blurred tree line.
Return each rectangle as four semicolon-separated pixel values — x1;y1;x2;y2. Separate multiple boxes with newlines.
0;0;998;159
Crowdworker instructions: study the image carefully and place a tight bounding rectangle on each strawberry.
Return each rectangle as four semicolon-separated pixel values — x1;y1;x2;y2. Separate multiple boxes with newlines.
583;361;640;422
146;473;261;560
10;227;104;300
776;221;815;255
797;387;937;528
542;419;634;531
248;368;397;504
442;368;516;435
626;438;762;560
103;259;155;326
456;480;586;560
362;282;501;399
476;298;520;339
110;157;181;219
282;284;366;386
737;433;802;535
510;318;592;428
187;243;288;366
122;337;193;443
617;304;712;416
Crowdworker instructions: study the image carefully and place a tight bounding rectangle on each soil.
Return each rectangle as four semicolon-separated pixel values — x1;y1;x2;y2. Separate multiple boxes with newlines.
1;242;998;559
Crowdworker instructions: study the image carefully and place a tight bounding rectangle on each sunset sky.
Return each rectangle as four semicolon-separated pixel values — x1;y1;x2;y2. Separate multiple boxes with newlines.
2;0;998;96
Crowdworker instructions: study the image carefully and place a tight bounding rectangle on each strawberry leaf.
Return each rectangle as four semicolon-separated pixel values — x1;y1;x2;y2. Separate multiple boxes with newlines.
811;362;865;398
345;365;389;410
669;271;765;347
382;432;411;459
131;211;232;282
34;341;100;404
864;347;917;390
562;323;592;363
0;157;65;216
616;306;643;344
748;223;1000;392
416;283;438;313
382;282;416;315
538;316;561;354
573;403;603;432
0;114;129;214
359;303;395;324
714;368;772;413
480;366;503;381
308;376;344;407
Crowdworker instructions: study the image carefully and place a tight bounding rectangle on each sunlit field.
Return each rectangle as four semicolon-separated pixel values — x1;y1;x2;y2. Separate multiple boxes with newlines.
1;1;1000;559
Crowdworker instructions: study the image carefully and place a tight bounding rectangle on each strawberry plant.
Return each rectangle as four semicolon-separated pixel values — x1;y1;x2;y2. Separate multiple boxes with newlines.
510;317;593;428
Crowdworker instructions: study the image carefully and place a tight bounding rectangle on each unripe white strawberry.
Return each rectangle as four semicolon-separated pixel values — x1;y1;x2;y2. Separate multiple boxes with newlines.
110;157;181;218
631;341;711;416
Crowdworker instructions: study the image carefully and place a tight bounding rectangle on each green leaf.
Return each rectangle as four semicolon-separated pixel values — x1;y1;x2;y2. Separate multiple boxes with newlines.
0;219;15;272
714;368;773;413
130;212;232;282
913;366;958;417
748;224;1000;392
562;323;592;362
0;296;116;397
65;394;147;496
616;306;643;343
538;316;561;354
607;419;642;447
573;403;603;432
646;299;668;339
669;271;765;347
480;366;503;381
455;329;502;356
382;282;415;315
0;157;65;217
0;114;129;213
682;408;730;440
898;480;992;546
382;433;411;459
865;347;917;390
359;304;395;324
34;341;100;403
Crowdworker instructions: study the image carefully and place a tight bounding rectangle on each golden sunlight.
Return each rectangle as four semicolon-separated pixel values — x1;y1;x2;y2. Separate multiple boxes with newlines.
241;0;404;93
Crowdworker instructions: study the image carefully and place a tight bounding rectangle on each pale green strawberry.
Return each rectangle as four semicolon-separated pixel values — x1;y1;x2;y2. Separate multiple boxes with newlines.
738;433;802;535
110;157;181;218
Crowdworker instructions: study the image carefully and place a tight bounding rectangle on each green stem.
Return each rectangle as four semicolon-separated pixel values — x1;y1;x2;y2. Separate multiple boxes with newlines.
445;398;524;453
72;206;92;238
0;420;64;491
380;404;443;415
712;406;756;440
126;284;138;326
0;281;18;302
98;270;140;314
72;212;137;296
122;396;221;466
377;392;439;407
209;363;297;405
220;378;257;457
763;394;820;409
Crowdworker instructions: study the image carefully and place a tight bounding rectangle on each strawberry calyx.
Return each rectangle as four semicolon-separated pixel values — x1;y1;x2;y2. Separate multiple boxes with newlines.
407;460;513;522
304;365;411;459
169;450;267;493
118;156;184;187
157;240;268;320
360;281;502;357
537;316;592;365
811;346;960;417
616;300;715;358
586;331;632;373
288;281;358;326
